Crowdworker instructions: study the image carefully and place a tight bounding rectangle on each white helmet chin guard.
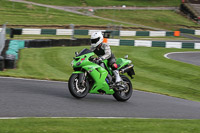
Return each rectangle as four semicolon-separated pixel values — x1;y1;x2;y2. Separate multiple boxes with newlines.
91;32;104;48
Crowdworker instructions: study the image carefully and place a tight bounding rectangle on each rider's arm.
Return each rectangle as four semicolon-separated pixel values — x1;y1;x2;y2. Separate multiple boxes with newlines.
100;43;111;60
90;46;95;51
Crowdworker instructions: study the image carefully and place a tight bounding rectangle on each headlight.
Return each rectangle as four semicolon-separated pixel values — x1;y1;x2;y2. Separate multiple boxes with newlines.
76;62;81;66
71;61;74;66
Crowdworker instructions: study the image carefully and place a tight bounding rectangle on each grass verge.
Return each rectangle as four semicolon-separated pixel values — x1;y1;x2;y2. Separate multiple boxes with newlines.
26;0;181;7
7;35;190;40
0;0;123;25
0;118;200;133
94;10;198;30
0;46;200;102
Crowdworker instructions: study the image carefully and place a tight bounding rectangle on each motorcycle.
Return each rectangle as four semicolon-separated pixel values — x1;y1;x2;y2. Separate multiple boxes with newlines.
68;48;135;101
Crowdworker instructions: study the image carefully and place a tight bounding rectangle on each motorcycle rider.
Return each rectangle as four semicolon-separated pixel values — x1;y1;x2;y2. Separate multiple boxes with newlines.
90;31;123;89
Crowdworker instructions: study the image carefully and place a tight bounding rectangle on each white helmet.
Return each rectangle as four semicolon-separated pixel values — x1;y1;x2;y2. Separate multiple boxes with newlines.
91;32;103;48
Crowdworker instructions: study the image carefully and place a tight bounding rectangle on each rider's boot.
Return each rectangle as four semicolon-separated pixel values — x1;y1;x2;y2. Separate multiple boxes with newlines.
113;70;124;91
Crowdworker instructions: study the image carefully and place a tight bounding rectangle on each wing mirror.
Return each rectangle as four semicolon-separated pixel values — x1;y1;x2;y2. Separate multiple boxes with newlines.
75;52;79;56
124;55;128;59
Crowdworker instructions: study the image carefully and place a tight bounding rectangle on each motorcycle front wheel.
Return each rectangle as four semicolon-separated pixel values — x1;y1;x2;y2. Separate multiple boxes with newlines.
113;75;133;102
68;74;89;99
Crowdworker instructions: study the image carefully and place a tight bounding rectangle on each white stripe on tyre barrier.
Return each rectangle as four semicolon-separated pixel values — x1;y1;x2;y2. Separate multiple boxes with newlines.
195;30;200;35
195;43;200;49
0;28;2;32
107;39;120;46
88;30;106;35
149;31;166;36
166;42;182;48
22;29;41;35
134;40;152;47
56;29;73;35
120;31;136;36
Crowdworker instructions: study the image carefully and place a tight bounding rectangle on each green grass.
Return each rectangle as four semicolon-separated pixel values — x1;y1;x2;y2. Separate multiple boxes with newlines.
8;34;190;40
6;35;91;40
117;36;190;40
0;118;200;133
0;0;197;30
0;0;123;25
1;46;200;102
26;0;181;7
95;10;198;30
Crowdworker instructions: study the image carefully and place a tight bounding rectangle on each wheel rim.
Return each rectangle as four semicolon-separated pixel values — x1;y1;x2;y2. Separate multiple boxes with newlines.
73;78;86;95
119;81;130;98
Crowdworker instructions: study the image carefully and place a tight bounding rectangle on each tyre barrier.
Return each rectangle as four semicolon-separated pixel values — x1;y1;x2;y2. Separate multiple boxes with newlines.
0;40;9;71
0;56;4;71
2;40;25;69
0;38;90;70
24;38;90;48
4;54;16;69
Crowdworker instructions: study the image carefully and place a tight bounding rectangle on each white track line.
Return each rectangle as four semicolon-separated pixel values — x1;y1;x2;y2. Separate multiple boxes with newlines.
164;51;200;59
0;117;131;119
0;117;185;120
0;76;67;84
0;117;196;120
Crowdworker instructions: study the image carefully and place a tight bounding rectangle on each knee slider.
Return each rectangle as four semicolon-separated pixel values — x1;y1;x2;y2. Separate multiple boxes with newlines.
112;63;118;70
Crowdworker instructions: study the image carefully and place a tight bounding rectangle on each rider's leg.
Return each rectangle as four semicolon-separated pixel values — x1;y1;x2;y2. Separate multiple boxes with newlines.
108;56;125;90
108;54;123;83
112;63;122;83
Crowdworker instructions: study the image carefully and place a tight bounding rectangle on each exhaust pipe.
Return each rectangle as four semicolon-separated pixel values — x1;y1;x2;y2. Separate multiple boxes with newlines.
120;64;134;74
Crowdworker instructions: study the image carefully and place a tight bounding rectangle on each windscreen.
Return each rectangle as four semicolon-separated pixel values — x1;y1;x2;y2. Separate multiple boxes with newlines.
77;48;92;56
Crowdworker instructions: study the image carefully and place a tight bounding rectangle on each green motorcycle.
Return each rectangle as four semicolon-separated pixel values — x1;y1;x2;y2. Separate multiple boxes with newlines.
68;48;135;101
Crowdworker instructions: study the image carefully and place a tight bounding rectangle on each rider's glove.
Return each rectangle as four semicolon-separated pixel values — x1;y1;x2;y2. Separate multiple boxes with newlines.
98;57;103;62
95;57;103;64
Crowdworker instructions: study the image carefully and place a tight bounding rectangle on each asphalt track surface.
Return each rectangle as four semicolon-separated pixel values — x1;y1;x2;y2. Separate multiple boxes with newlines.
0;77;200;119
165;52;200;66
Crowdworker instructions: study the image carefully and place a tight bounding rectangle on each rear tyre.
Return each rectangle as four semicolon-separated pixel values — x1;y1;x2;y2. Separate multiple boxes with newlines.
68;74;89;99
113;75;133;102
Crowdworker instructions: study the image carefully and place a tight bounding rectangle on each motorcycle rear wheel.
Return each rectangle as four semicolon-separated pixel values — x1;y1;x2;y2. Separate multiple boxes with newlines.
113;75;133;102
68;74;89;99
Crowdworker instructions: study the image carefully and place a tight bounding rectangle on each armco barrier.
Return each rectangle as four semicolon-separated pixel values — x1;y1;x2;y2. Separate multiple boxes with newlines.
105;39;200;49
41;29;56;35
2;28;177;37
74;30;89;35
180;28;200;35
120;40;134;46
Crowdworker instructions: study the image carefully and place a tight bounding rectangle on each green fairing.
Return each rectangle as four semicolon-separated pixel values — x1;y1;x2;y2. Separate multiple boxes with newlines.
72;71;84;74
102;60;113;75
116;58;132;69
72;50;114;95
83;65;114;95
71;49;132;95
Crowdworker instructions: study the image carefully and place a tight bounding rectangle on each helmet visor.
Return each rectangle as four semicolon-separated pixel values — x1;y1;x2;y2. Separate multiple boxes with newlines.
91;37;100;44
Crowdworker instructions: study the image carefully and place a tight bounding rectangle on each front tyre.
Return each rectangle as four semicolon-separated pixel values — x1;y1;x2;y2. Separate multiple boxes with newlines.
68;74;89;99
113;75;133;102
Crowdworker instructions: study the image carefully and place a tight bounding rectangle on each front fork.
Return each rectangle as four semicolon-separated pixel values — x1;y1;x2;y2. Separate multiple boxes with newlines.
77;72;87;88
